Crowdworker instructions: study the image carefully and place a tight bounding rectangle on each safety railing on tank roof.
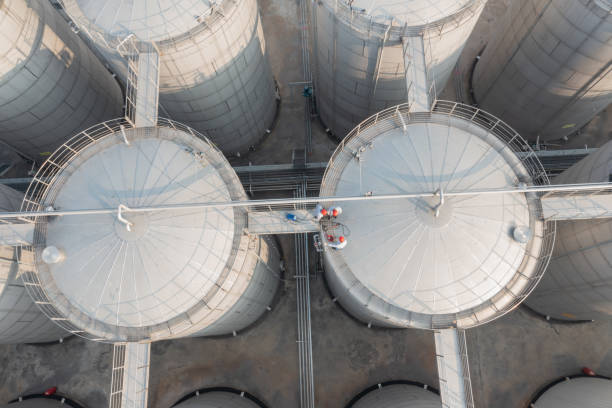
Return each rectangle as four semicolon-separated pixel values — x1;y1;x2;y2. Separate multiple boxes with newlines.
319;100;556;330
321;100;550;196
319;0;485;39
16;117;233;342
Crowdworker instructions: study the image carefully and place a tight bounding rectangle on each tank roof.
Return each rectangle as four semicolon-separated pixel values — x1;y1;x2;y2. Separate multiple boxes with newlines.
62;0;214;42
352;383;440;407
533;377;612;408
27;124;245;340
332;0;476;26
321;104;549;328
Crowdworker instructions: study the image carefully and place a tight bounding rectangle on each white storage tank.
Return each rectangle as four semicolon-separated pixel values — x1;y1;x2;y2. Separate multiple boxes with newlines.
0;0;123;159
319;102;554;329
173;390;266;408
0;184;67;344
473;0;612;141
347;382;440;408
59;0;277;155
313;0;486;138
1;397;83;408
529;376;612;407
526;140;612;321
19;119;280;342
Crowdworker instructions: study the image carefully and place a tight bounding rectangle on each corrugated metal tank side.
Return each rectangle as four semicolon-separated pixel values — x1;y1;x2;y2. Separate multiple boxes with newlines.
173;392;262;408
473;0;612;141
192;235;280;337
530;377;612;407
351;384;441;408
0;184;67;344
0;0;123;159
314;0;485;138
159;0;277;154
527;140;612;321
60;0;277;156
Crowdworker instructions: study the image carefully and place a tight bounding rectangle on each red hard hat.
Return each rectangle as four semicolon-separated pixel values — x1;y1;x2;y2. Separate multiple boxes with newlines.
321;208;327;215
44;387;57;396
327;235;334;241
339;236;345;243
332;209;338;217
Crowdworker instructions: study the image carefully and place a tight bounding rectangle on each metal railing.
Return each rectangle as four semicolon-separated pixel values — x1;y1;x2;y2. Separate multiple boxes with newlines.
16;117;237;342
320;0;485;40
321;100;551;197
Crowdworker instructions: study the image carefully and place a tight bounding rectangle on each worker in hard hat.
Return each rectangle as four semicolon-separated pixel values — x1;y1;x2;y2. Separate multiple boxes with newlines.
329;206;343;218
328;236;347;250
313;204;328;221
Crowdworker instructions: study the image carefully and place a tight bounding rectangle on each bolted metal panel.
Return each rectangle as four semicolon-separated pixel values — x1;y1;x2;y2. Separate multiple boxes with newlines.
320;103;554;330
19;120;279;342
313;0;486;138
0;0;123;159
0;184;67;344
351;383;440;408
173;392;263;408
531;377;612;407
473;0;612;141
60;0;277;155
527;140;612;321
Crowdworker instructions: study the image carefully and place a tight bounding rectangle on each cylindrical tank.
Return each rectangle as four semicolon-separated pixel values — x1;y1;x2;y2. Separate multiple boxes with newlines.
348;383;440;408
526;140;612;321
313;0;486;138
174;390;265;408
0;0;123;159
0;184;67;344
1;397;82;408
19;119;280;342
319;102;554;329
473;0;612;142
59;0;277;155
529;376;612;407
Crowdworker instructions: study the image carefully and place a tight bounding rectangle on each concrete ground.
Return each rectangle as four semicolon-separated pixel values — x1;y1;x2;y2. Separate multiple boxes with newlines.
1;0;612;407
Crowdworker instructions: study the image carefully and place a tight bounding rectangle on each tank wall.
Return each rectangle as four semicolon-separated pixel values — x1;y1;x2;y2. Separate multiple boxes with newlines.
192;235;280;337
314;1;485;138
351;384;441;408
527;141;612;320
473;0;612;141
0;0;123;159
0;184;67;344
61;0;277;155
173;392;261;408
159;0;277;154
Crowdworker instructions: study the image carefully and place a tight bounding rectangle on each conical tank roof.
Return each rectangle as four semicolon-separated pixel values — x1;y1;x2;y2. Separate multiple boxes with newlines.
23;122;253;341
344;0;476;26
320;104;552;329
61;0;214;42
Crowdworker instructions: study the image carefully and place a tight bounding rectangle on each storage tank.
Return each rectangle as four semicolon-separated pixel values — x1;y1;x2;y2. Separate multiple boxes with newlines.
529;375;612;407
59;0;277;155
347;382;440;407
0;184;67;344
19;119;280;342
473;0;612;142
173;389;266;408
313;0;486;138
0;0;123;159
319;102;554;329
526;140;612;321
2;397;83;408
